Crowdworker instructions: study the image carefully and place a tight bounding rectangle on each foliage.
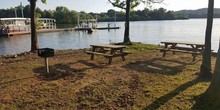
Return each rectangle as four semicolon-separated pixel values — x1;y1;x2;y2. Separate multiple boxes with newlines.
108;0;163;10
176;8;220;18
108;0;164;43
0;5;187;24
54;6;78;23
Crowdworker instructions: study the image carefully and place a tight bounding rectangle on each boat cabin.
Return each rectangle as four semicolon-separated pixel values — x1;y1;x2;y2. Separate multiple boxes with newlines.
0;18;30;34
0;18;56;35
37;18;56;29
78;19;97;29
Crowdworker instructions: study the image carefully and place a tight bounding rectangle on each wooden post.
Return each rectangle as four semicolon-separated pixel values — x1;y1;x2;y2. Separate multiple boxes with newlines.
45;57;49;73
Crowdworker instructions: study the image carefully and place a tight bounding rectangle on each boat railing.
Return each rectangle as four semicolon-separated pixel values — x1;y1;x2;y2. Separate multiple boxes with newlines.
7;25;30;32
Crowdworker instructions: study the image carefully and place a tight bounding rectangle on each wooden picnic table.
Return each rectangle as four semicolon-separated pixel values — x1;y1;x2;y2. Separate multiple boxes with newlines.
85;44;131;64
158;41;205;61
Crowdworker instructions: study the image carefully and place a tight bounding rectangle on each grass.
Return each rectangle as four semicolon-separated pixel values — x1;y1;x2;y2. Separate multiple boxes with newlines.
0;42;217;109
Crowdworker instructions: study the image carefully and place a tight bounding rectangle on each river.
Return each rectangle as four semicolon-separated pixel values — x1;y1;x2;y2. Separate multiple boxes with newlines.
0;18;220;55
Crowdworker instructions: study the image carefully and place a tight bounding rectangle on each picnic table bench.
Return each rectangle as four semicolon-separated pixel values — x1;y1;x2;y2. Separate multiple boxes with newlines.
157;41;205;61
85;44;131;64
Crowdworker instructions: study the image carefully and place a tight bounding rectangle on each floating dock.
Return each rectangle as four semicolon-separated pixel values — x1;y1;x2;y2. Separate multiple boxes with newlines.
74;27;120;31
1;26;120;37
96;27;120;30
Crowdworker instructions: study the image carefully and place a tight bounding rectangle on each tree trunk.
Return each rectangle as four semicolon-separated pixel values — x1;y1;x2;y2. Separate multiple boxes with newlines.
200;42;220;109
30;0;39;52
123;0;131;44
206;42;220;95
199;0;214;78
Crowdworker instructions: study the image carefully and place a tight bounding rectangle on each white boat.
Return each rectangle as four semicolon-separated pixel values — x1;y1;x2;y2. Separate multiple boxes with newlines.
0;17;56;36
0;18;30;35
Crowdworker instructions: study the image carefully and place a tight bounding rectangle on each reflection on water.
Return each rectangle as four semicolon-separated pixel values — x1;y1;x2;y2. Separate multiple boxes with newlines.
0;19;220;55
0;35;31;55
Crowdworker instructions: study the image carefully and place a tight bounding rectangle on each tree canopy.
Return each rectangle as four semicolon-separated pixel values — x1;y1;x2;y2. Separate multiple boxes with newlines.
108;0;164;43
0;6;187;24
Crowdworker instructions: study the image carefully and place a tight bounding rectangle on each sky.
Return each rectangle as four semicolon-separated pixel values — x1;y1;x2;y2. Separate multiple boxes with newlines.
0;0;220;13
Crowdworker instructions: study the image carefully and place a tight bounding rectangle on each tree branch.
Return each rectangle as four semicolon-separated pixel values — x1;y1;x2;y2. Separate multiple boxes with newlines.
108;0;126;10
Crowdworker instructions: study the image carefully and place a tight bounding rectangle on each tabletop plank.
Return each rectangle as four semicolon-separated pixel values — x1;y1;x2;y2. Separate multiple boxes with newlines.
90;44;126;49
161;41;204;46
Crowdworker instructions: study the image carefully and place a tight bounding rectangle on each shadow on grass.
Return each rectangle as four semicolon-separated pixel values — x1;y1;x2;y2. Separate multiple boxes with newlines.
2;58;32;64
0;77;34;86
33;60;104;81
123;57;199;75
143;78;202;110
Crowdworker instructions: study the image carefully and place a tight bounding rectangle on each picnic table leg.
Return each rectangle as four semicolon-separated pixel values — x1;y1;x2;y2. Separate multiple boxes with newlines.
108;57;112;64
120;49;126;61
162;43;170;57
192;54;196;62
91;47;96;60
171;44;177;55
108;49;115;64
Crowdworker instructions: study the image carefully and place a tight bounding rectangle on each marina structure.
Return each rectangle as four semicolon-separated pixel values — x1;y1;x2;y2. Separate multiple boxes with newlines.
0;17;65;36
75;18;120;33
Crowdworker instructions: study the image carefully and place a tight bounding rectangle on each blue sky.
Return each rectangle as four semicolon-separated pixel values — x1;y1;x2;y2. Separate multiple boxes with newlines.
0;0;220;13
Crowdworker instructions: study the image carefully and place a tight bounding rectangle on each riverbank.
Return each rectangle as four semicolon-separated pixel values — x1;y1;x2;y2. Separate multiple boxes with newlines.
0;43;216;109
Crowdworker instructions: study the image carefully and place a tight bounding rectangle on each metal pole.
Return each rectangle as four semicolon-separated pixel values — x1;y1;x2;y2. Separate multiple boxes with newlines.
114;12;116;27
77;13;80;28
15;8;17;18
20;2;24;18
45;57;49;73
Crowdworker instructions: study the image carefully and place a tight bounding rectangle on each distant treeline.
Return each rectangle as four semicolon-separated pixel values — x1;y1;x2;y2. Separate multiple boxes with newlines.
0;5;188;24
176;8;220;18
98;8;188;22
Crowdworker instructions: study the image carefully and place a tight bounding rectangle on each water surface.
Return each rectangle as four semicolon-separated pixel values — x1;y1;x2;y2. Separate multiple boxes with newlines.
0;18;220;55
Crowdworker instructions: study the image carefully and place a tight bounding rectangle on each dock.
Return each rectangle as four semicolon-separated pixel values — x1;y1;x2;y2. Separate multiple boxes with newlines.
74;27;120;31
1;28;74;37
1;27;120;37
96;27;120;30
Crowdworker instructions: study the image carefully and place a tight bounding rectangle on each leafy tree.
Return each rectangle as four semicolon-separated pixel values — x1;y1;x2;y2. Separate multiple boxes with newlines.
107;9;116;17
165;11;177;20
43;10;54;18
108;0;164;44
69;10;78;23
54;6;78;23
23;5;31;17
199;0;214;78
54;6;69;23
29;0;46;52
36;7;43;17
